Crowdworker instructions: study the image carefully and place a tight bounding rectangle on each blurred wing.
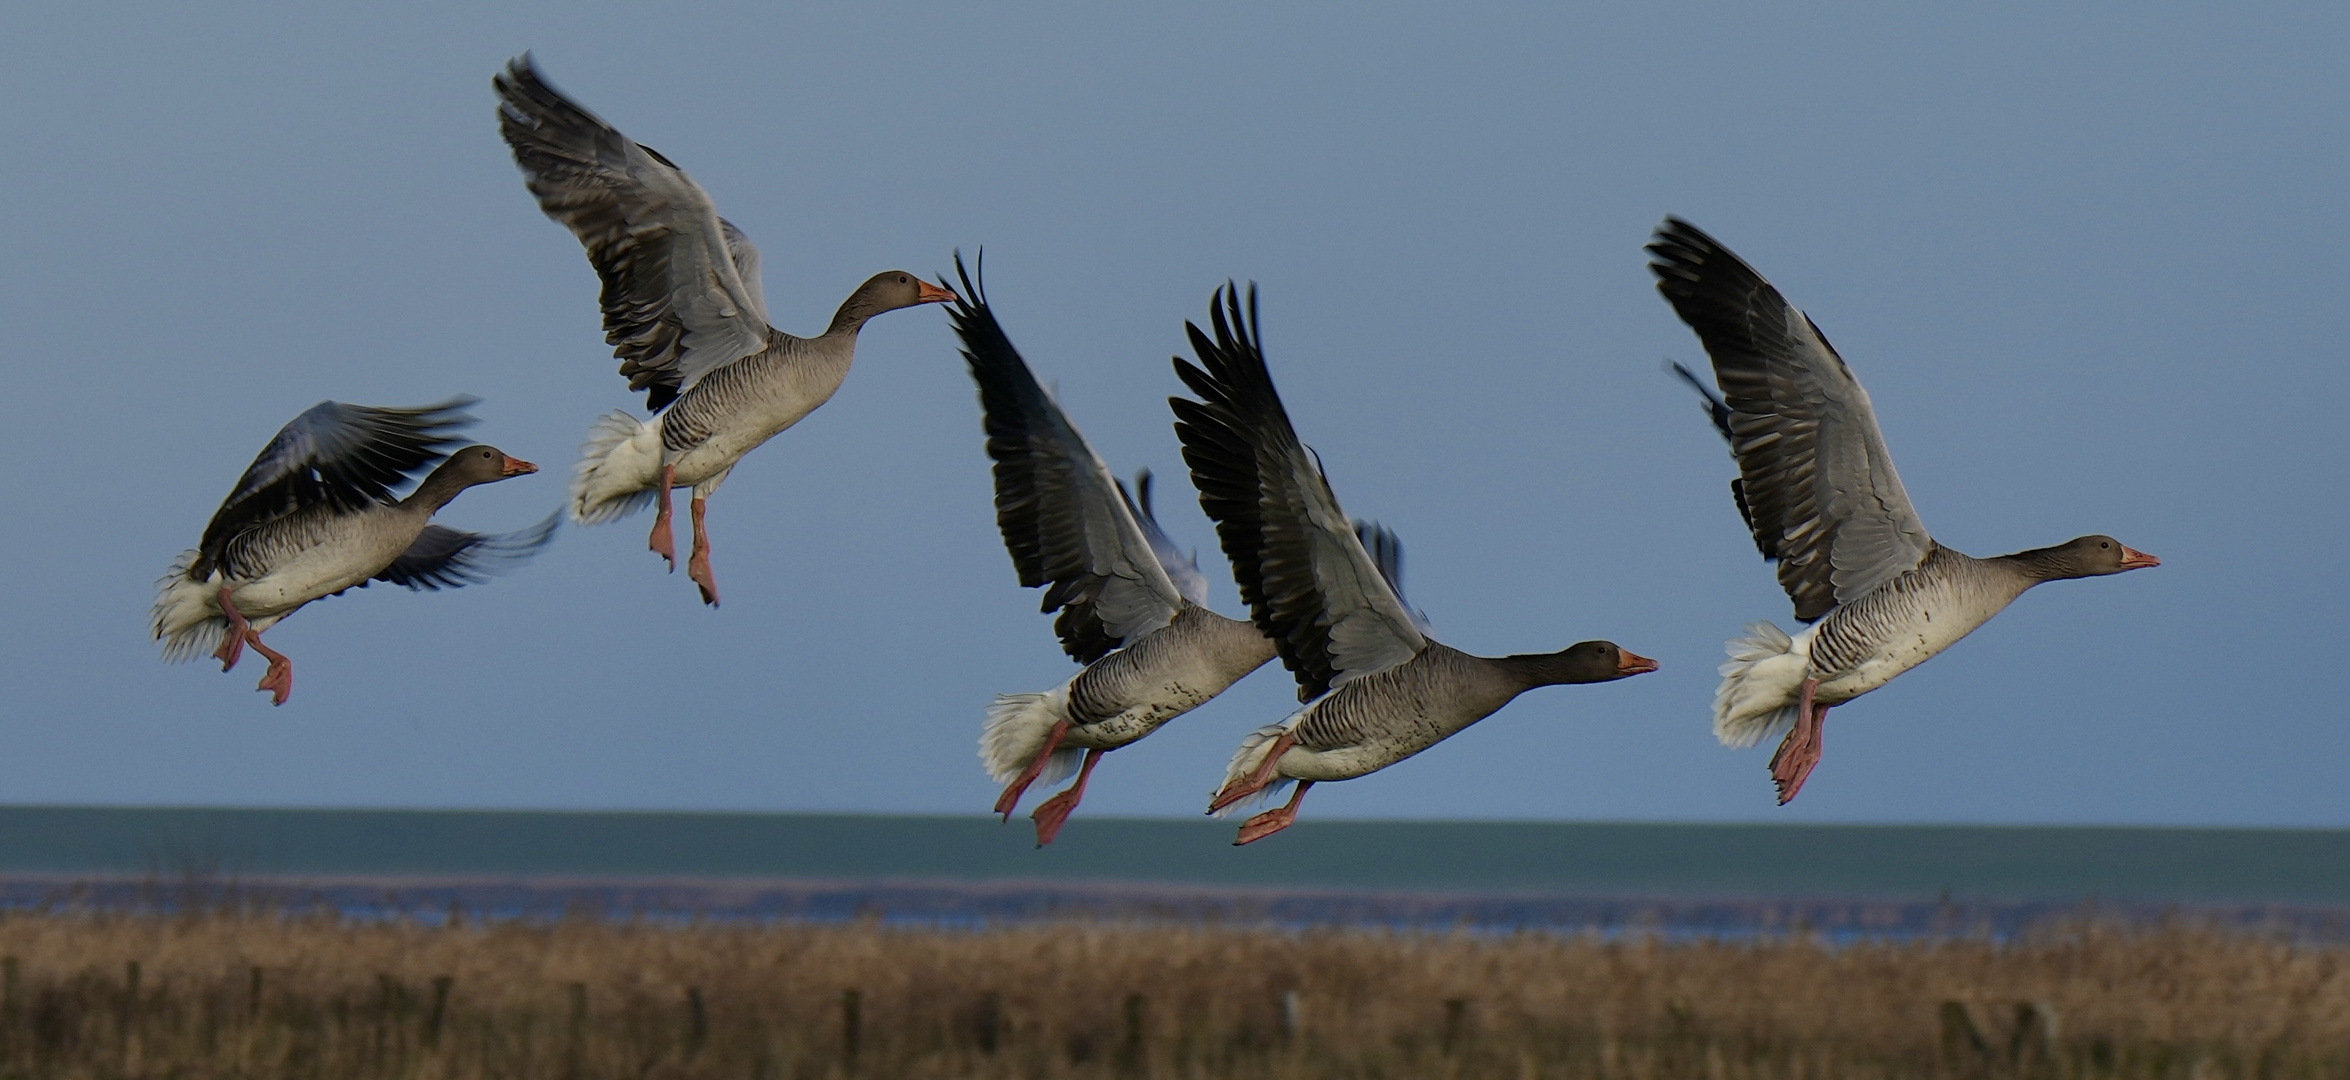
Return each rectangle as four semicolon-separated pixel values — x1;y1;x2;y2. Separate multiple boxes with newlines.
1352;519;1432;635
1170;283;1427;702
494;55;771;412
199;399;475;570
372;512;561;591
1649;217;1934;622
947;253;1186;664
718;218;771;330
1128;469;1211;607
1670;360;1757;536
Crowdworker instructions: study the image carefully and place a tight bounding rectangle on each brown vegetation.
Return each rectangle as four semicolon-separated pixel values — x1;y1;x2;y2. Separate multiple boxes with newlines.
0;906;2339;1079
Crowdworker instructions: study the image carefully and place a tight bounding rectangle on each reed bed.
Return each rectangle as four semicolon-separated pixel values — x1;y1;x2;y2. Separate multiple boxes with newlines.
0;905;2337;1079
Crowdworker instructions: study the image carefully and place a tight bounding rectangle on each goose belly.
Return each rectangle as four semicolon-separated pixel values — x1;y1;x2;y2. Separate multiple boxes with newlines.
1279;668;1503;782
1810;577;2006;704
228;536;401;618
664;358;848;487
1281;738;1420;782
1280;713;1459;782
668;422;792;488
1063;637;1266;750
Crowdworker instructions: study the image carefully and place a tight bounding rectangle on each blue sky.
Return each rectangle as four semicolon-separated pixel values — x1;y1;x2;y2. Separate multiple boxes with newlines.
2;3;2342;826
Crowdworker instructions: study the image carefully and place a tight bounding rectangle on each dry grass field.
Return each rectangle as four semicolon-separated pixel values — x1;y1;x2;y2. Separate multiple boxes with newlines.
0;905;2338;1079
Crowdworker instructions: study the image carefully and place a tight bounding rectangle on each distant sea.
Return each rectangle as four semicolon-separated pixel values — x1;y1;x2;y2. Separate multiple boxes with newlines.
5;806;2347;937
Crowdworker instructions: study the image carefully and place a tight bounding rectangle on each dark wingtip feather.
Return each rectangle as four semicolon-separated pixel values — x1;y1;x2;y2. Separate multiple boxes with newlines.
1134;469;1158;524
1667;360;1735;444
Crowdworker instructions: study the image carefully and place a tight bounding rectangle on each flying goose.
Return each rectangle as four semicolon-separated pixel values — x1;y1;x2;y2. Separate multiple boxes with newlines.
494;56;956;606
1649;217;2160;803
1172;285;1658;845
948;255;1278;845
151;399;553;705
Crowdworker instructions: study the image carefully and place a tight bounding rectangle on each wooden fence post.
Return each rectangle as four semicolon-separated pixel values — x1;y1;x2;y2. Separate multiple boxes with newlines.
975;992;1002;1054
1441;998;1469;1057
120;960;142;1068
1939;1001;1992;1073
122;961;142;1032
565;982;588;1079
375;974;400;1065
2010;1001;2058;1073
1119;993;1146;1076
684;986;707;1059
840;988;862;1073
426;976;453;1049
1279;990;1301;1046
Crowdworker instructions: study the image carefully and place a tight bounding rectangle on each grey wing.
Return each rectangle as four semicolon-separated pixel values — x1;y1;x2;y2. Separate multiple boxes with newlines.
1353;519;1432;635
946;253;1186;664
1170;283;1427;703
199;399;476;578
718;218;772;330
494;55;771;412
1127;469;1212;607
373;513;561;591
1670;360;1758;537
1649;218;1933;622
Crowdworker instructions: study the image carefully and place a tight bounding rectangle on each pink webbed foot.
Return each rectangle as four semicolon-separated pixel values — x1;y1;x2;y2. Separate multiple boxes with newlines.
1030;749;1103;847
1769;679;1827;804
1209;733;1297;815
1234;781;1313;846
994;719;1071;818
687;496;718;607
648;464;679;570
254;655;294;706
244;635;295;707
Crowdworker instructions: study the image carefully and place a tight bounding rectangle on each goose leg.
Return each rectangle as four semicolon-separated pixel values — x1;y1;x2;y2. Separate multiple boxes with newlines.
248;635;295;706
687;495;719;607
1235;781;1313;846
212;587;249;672
216;588;293;704
1209;733;1296;814
647;463;678;569
1769;679;1826;804
1029;748;1103;847
994;718;1070;818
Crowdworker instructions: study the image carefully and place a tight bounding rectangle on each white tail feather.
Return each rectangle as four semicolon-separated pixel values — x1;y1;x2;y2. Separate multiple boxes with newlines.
979;685;1081;788
152;551;227;664
570;411;664;525
1713;620;1811;748
1212;712;1303;817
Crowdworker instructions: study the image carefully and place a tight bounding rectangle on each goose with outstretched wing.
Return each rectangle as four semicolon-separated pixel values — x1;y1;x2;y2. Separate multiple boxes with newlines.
1652;217;2159;803
495;55;955;606
152;399;552;705
950;254;1277;845
1172;284;1657;845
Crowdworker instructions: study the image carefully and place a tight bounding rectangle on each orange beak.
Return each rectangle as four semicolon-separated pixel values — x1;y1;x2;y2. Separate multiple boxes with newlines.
2118;545;2161;570
501;456;540;477
915;279;960;305
1616;649;1660;676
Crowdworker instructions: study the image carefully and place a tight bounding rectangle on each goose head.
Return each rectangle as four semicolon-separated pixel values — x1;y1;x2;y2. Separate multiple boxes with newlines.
408;445;537;510
829;271;959;333
2031;535;2162;580
443;445;540;485
1508;641;1659;688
